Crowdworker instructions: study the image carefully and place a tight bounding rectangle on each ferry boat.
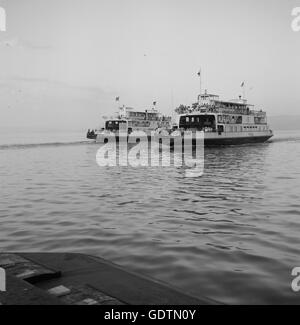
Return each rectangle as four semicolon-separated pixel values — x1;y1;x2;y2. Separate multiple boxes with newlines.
174;90;273;145
87;92;273;146
87;104;173;141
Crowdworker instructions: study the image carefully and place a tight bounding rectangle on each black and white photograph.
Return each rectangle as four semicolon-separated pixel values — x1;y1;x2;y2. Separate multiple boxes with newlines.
0;0;300;310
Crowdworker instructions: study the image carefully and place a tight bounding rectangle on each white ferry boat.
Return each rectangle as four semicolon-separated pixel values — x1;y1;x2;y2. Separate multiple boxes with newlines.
174;90;273;145
87;104;173;140
87;92;273;146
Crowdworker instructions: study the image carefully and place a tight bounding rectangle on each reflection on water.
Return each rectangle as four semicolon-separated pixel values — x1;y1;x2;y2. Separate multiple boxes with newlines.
0;130;300;304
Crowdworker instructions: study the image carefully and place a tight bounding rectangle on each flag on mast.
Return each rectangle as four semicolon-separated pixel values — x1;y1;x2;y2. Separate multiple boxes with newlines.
241;82;246;100
197;70;201;77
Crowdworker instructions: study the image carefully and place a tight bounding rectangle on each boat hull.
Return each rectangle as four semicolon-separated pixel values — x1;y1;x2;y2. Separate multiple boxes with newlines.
91;132;273;146
203;134;273;146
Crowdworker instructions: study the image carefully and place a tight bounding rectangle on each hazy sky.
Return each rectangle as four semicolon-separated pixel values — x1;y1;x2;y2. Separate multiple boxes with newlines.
0;0;299;130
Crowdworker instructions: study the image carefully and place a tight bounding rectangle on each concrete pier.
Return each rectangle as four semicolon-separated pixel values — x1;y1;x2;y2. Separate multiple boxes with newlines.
0;253;216;305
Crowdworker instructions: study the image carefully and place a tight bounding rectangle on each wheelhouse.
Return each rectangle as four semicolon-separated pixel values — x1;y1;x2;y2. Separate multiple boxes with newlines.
105;120;127;131
179;114;216;132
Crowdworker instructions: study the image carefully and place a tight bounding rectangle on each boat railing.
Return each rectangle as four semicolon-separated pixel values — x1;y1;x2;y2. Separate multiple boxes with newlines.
250;110;266;117
198;106;250;115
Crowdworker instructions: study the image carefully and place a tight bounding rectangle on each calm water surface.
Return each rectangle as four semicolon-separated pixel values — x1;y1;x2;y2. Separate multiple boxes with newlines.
0;129;300;304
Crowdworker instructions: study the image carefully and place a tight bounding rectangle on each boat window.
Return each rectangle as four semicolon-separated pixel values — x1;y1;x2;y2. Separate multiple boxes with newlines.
105;120;127;131
179;115;216;131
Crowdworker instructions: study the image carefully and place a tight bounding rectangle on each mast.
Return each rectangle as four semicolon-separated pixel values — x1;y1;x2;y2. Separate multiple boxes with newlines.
241;82;246;102
198;69;202;106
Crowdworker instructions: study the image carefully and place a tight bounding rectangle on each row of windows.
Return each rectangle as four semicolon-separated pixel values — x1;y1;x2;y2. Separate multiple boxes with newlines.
185;117;200;123
243;125;267;130
226;125;268;132
218;115;242;124
244;126;258;129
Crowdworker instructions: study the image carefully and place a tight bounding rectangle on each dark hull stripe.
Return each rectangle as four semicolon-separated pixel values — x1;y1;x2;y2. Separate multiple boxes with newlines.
89;134;273;146
203;135;273;146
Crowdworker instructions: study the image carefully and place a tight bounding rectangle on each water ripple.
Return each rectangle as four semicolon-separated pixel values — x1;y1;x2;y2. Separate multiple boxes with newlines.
0;131;300;304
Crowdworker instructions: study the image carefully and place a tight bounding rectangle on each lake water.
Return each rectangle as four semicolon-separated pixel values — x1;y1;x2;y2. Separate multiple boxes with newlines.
0;129;300;304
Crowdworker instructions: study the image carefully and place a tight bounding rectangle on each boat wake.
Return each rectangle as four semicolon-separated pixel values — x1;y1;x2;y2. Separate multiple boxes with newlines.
0;140;93;151
1;133;299;151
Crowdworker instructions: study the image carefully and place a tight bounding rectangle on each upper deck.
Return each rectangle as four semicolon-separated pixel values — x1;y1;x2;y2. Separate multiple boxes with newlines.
117;106;172;122
102;105;172;132
176;91;267;119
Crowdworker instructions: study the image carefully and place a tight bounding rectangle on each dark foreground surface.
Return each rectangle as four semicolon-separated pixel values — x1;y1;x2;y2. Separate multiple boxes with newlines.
0;253;216;305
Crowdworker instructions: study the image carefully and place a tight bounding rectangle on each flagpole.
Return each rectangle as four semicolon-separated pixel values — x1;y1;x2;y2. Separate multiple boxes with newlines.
198;69;202;106
241;82;246;101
